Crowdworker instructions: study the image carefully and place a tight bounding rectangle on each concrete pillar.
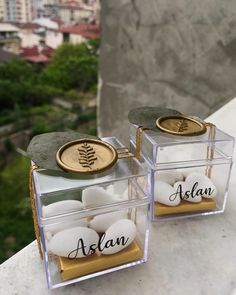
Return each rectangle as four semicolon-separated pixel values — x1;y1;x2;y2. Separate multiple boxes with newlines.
98;0;236;143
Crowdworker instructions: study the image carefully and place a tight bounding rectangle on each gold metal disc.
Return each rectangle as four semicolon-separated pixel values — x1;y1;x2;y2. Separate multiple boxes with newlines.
56;139;118;173
156;115;206;136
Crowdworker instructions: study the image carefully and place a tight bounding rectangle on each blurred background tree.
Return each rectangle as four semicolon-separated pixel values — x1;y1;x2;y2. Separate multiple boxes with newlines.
0;39;99;263
41;42;98;91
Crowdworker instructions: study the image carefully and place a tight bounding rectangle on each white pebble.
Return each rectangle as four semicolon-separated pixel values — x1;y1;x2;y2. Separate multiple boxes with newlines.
173;181;202;203
101;219;136;255
180;168;205;179
45;218;88;236
42;200;83;218
82;186;120;208
156;170;183;185
105;185;115;195
186;173;217;198
48;227;99;258
105;185;128;201
89;210;127;233
154;181;181;206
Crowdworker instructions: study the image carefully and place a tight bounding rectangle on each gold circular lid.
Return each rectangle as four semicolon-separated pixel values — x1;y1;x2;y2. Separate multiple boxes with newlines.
56;139;118;173
156;115;206;136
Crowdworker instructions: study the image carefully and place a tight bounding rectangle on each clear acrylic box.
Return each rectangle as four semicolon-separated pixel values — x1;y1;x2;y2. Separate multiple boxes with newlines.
130;123;234;221
30;137;150;289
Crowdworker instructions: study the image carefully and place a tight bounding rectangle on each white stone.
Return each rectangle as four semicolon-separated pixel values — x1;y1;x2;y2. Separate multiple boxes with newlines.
173;181;202;203
105;184;115;195
101;219;136;255
115;187;129;201
48;227;99;258
180;168;205;179
105;184;128;201
82;186;120;208
186;173;217;198
44;218;88;236
42;200;83;218
154;181;181;206
89;210;127;233
156;170;183;185
113;180;128;195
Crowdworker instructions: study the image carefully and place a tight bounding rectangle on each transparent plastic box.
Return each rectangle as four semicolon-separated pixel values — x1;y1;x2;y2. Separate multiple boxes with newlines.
130;123;234;221
30;137;150;289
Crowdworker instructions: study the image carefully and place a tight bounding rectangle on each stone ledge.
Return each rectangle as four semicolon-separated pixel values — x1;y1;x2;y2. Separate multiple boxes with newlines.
1;98;236;295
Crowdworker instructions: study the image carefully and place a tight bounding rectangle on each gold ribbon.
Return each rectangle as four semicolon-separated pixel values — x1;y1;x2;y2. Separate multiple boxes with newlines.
116;147;133;159
29;165;43;259
135;126;150;161
204;122;216;178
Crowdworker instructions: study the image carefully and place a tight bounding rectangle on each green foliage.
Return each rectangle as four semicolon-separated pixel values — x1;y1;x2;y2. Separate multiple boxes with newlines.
0;154;34;263
87;38;100;56
28;104;54;116
64;89;82;101
31;120;53;136
41;43;98;92
0;110;15;125
0;41;99;112
30;104;70;121
0;81;52;109
40;85;64;97
88;127;97;136
0;80;17;109
29;104;78;135
0;59;51;110
0;59;35;83
53;42;90;61
0;41;99;262
77;110;97;123
4;138;15;152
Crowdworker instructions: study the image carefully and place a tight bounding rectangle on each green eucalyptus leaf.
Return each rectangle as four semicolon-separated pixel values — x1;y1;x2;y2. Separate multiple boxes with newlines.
27;131;98;171
128;107;182;130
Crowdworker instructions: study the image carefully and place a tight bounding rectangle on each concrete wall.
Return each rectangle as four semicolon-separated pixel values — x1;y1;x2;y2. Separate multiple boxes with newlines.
98;0;236;143
46;30;63;49
19;31;41;47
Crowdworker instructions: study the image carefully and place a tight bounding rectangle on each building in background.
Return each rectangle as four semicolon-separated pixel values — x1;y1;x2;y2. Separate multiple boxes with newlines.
57;2;93;24
44;0;99;25
0;0;100;23
0;0;100;57
2;0;32;23
0;23;20;54
46;23;99;48
3;0;15;21
31;0;44;19
20;44;54;65
33;17;59;29
0;0;5;21
18;22;43;47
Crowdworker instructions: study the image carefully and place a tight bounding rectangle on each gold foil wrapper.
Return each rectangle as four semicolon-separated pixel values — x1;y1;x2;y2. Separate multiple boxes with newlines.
155;198;216;216
58;240;143;281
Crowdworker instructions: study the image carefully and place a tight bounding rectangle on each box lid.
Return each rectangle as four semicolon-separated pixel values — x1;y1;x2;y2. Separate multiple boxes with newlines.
130;122;234;169
31;137;148;225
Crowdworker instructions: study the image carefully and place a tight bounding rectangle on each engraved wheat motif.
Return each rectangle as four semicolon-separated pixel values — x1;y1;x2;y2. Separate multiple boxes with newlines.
176;119;188;132
78;143;97;169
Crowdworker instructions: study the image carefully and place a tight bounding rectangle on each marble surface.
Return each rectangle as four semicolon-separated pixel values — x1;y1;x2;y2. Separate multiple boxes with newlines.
1;98;236;295
98;0;236;143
